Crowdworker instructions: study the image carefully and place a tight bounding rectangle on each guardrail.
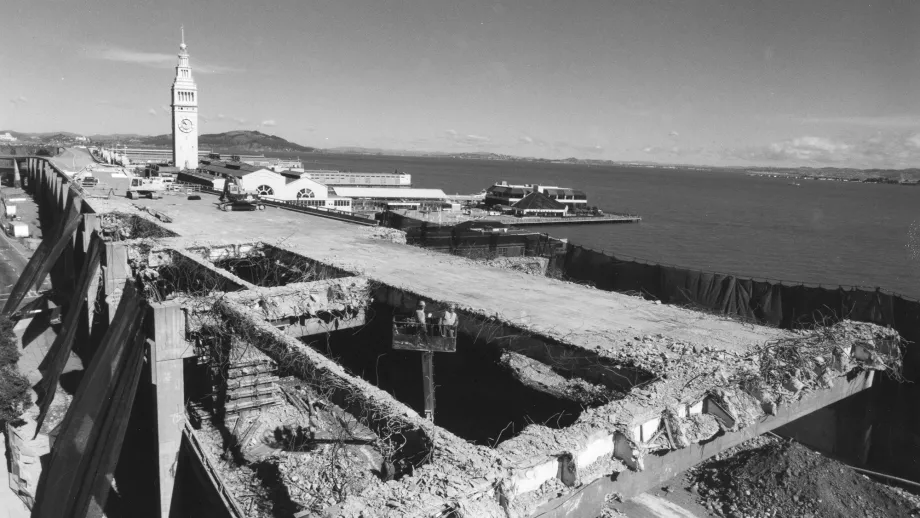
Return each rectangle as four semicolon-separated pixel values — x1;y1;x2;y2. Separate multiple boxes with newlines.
392;318;457;352
261;198;379;227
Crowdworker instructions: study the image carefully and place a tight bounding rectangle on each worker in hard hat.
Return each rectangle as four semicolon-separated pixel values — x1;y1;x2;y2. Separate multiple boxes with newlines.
415;300;432;336
440;303;458;337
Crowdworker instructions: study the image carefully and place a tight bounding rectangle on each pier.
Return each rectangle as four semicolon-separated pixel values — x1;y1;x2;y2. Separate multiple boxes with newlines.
387;209;641;228
0;150;902;518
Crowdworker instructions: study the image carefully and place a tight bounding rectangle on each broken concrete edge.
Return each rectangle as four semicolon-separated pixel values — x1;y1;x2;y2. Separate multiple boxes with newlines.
488;330;902;516
226;277;372;312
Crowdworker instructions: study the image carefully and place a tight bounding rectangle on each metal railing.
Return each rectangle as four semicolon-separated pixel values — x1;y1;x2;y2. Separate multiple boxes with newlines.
260;198;379;226
392;317;457;352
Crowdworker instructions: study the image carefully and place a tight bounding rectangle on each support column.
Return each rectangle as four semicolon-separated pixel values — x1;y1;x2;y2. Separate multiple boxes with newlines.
26;158;33;191
103;242;130;323
150;301;186;518
12;158;21;188
422;351;435;421
83;215;102;328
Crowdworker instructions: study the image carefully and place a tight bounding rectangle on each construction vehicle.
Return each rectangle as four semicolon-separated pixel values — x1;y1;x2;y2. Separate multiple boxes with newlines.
127;176;166;199
218;176;266;211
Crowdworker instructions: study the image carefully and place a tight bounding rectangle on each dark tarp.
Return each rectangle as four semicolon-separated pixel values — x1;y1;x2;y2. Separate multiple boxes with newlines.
32;282;146;518
561;244;918;340
560;242;920;480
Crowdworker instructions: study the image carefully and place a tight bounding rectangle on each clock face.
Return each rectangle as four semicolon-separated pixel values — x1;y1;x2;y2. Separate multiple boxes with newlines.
178;118;194;133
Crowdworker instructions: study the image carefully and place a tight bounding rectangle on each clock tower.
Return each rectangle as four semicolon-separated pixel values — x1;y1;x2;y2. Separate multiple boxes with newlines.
171;27;198;170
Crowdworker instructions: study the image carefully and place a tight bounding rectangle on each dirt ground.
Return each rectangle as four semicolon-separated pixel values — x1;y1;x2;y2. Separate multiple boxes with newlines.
600;434;920;518
683;437;920;518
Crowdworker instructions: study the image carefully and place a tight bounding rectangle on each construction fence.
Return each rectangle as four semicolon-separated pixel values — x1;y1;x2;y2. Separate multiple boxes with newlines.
561;244;920;481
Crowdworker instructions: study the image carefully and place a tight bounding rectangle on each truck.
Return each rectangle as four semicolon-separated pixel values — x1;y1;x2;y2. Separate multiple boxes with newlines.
127;177;166;199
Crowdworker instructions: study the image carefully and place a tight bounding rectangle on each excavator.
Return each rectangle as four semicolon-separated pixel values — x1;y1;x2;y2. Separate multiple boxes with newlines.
217;176;266;212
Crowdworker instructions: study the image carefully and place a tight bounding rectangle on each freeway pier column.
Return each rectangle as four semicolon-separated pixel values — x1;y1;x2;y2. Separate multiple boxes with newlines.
103;242;130;323
12;158;21;188
150;301;187;518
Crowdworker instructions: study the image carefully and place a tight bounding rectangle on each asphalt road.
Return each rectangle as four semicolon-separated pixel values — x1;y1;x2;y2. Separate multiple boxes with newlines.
49;147;96;172
0;225;33;308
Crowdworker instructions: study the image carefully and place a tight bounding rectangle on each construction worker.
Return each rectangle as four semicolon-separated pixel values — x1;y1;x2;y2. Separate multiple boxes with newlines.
440;303;459;337
415;300;431;335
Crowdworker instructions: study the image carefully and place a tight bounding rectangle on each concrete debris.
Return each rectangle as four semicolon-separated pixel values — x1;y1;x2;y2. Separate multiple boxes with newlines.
363;226;408;244
686;438;919;518
227;278;371;320
485;256;549;276
499;351;616;406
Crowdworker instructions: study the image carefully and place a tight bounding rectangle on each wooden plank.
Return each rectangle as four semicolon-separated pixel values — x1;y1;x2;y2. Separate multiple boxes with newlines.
33;233;103;434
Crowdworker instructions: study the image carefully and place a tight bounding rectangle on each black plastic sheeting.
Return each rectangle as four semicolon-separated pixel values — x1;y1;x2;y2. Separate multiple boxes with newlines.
563;244;920;479
33;282;147;518
563;245;920;352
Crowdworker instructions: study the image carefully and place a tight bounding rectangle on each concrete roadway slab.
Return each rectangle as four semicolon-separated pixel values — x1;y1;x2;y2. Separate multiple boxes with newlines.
82;164;787;371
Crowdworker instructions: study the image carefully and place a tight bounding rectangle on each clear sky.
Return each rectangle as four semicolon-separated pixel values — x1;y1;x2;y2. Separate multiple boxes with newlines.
2;0;919;167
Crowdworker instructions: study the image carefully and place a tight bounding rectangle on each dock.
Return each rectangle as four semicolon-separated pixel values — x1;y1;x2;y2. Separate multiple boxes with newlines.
389;209;641;227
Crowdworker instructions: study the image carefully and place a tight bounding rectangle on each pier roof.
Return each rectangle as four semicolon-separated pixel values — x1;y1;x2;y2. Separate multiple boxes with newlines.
512;191;566;211
329;187;447;199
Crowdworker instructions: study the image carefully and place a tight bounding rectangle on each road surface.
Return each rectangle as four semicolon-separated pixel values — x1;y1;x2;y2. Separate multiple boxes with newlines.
49;147;96;173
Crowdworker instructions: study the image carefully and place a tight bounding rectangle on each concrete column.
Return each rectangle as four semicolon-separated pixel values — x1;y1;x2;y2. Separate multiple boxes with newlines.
83;215;102;328
55;176;64;213
59;177;68;213
12;158;21;188
150;301;187;518
103;243;130;323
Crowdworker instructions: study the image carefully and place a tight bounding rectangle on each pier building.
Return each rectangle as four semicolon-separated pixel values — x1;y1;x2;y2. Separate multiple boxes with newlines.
485;180;589;209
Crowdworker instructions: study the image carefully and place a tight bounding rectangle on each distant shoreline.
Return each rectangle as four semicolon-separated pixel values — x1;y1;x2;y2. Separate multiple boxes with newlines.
3;142;918;185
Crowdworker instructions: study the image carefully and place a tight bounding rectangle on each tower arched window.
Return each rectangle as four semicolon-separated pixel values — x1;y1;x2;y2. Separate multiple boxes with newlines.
256;185;274;196
296;188;315;199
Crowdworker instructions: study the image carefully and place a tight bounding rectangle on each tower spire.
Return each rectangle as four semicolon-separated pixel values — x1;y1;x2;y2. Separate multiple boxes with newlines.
181;25;185;45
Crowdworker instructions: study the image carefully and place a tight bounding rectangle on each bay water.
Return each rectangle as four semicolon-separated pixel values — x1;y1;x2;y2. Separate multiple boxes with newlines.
273;153;920;299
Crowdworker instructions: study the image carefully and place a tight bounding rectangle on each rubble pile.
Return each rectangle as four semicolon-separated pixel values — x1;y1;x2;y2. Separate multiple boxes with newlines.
196;392;389;517
364;226;408;244
686;439;920;518
485;256;549;276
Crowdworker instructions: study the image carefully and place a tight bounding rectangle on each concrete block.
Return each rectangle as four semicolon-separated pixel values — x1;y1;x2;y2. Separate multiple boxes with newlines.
852;344;873;361
508;457;560;496
689;400;704;415
613;432;642;471
640;417;660;443
574;433;615;473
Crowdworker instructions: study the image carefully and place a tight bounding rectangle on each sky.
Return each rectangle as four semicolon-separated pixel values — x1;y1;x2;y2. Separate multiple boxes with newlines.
2;0;919;167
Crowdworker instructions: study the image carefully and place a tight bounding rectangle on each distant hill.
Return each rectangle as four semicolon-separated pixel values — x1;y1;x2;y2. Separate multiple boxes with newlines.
135;130;315;153
0;130;82;141
88;133;147;141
